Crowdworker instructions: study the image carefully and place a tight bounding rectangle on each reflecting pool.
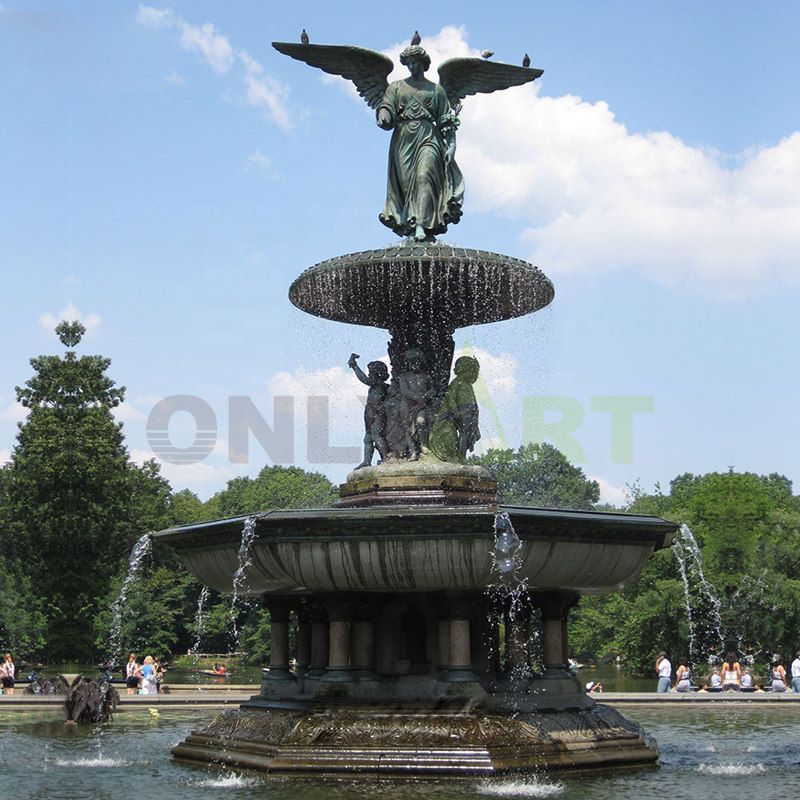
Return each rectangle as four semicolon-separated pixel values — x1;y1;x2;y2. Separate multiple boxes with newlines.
2;706;799;798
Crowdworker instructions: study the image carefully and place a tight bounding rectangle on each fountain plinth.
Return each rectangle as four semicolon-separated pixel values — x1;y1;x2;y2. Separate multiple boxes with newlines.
156;31;680;776
157;506;675;773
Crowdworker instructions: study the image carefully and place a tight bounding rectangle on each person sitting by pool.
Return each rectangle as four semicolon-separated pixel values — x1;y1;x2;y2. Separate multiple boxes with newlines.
790;651;800;693
770;655;789;693
674;657;692;692
585;681;605;693
702;669;723;691
720;652;742;691
740;669;756;691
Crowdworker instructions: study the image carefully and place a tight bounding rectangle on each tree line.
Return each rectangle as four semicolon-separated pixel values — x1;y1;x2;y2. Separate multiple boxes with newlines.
1;325;797;676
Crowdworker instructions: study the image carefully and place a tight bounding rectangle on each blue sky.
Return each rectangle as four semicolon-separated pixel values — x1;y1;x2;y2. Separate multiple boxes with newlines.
1;1;799;504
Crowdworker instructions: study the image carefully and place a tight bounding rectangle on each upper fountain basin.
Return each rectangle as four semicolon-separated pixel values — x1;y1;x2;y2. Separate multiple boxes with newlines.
154;505;676;596
289;243;554;329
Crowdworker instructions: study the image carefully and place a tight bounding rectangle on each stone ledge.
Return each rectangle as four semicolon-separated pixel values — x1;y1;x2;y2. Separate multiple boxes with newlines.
171;702;658;775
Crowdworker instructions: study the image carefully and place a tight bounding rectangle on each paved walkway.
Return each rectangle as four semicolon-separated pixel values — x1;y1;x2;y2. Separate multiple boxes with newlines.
599;691;800;704
3;687;800;711
0;685;255;709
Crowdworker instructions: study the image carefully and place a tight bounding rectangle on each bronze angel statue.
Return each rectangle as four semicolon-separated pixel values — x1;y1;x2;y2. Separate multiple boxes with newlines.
273;37;543;241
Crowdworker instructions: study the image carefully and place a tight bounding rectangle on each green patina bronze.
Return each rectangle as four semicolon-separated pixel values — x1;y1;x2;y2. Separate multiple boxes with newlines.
429;355;481;463
272;37;543;242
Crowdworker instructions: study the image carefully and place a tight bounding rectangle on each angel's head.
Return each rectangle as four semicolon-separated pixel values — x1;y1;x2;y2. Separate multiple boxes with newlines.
399;45;430;74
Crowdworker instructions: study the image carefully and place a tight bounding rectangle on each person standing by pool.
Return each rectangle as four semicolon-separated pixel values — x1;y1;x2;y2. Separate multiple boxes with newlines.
655;651;672;693
790;651;800;693
1;653;15;695
720;652;741;691
154;657;166;693
674;657;692;692
125;653;139;695
138;655;158;695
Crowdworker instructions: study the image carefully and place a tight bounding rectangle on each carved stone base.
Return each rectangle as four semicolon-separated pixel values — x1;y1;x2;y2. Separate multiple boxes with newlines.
337;456;498;507
172;702;658;775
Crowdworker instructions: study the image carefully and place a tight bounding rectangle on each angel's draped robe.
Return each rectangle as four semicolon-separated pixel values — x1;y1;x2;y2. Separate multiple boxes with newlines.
378;78;464;237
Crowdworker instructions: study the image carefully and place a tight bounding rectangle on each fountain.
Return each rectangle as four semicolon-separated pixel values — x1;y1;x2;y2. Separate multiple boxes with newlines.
189;586;210;656
155;33;678;775
673;524;725;666
108;532;153;661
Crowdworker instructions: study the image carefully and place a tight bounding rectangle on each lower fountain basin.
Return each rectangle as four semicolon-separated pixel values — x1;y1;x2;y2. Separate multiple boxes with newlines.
154;505;675;596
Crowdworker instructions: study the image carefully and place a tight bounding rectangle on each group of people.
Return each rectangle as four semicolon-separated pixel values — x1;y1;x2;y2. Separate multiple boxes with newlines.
656;650;800;693
1;652;15;695
125;652;166;695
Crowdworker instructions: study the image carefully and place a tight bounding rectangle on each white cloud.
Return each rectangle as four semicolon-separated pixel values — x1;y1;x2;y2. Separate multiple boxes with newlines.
246;149;279;178
39;303;101;335
0;449;10;466
136;5;172;28
327;26;800;301
178;20;233;74
0;401;27;423
130;448;234;488
113;401;147;423
270;365;367;411
239;51;292;131
591;475;628;508
137;7;291;130
165;71;186;87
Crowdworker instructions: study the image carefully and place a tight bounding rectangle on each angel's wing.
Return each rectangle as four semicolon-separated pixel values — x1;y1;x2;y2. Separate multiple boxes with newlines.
437;58;544;107
272;42;393;110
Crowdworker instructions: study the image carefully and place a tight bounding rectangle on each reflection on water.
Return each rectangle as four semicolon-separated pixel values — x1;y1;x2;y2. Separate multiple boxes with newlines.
2;707;800;798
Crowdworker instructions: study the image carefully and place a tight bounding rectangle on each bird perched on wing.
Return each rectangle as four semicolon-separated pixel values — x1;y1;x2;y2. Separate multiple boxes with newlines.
522;53;531;68
411;30;421;45
481;50;494;60
300;29;309;45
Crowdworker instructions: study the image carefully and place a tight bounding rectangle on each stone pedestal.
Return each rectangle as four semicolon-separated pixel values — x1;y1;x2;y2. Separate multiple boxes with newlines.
173;698;659;774
263;600;292;682
440;595;478;683
534;590;579;679
307;607;329;679
295;606;311;677
321;604;351;683
337;457;497;507
352;604;378;680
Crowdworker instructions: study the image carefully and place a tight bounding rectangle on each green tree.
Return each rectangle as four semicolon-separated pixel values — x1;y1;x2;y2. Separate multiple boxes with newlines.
577;468;800;676
472;443;599;509
171;489;211;525
212;465;337;516
1;322;166;661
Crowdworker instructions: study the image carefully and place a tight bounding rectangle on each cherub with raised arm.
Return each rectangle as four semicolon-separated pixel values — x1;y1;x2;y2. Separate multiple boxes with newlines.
348;353;390;468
